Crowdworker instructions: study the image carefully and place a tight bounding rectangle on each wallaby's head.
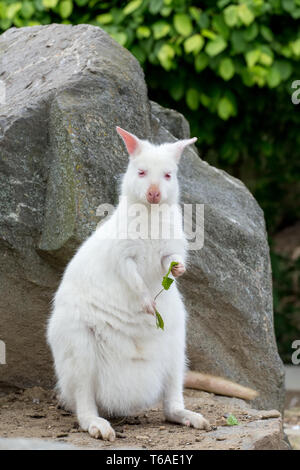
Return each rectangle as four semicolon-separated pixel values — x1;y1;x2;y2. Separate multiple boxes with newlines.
117;126;196;205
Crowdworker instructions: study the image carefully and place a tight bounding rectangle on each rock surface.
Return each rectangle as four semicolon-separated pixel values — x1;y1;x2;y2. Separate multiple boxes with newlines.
0;24;284;410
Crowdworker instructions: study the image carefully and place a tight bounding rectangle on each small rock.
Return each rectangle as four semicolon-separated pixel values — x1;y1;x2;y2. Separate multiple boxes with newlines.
136;435;149;440
259;410;281;419
56;433;68;438
116;432;127;439
216;436;227;441
159;426;166;430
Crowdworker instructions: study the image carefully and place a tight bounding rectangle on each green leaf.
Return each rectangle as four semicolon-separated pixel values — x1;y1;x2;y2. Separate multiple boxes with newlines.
245;49;260;68
274;60;292;80
136;25;151;39
195;53;209;72
231;30;247;53
201;29;216;40
282;0;296;13
173;13;193;37
131;44;146;63
212;14;230;40
267;65;281;88
123;0;142;16
226;414;239;426
21;1;35;18
238;4;255;26
6;2;22;19
186;88;199;110
217;94;237;120
42;0;58;7
199;93;211;107
96;13;113;25
184;34;204;54
259;46;273;66
161;261;179;289
58;0;73;19
219;57;235;80
162;261;179;287
224;5;238;27
110;31;127;46
205;36;227;57
169;81;185;101
155;310;164;330
243;23;258;42
291;38;300;56
161;276;174;290
157;43;176;70
152;21;170;40
149;0;163;15
189;6;201;23
260;25;273;42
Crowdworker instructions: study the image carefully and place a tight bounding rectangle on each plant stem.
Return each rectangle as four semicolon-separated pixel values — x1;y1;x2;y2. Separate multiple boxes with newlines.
154;288;164;301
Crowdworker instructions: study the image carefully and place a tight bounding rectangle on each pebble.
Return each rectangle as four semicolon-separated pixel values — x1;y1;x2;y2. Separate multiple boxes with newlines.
259;410;281;419
136;435;149;440
159;426;166;430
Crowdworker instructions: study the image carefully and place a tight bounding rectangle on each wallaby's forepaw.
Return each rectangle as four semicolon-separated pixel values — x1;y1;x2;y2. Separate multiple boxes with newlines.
88;418;116;441
171;262;186;278
142;296;156;316
166;409;211;431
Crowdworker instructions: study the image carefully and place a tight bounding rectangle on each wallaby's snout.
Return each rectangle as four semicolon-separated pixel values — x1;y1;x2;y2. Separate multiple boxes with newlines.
146;184;161;204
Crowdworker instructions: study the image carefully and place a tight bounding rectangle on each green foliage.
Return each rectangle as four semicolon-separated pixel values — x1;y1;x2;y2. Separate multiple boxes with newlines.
0;0;299;359
226;414;239;426
162;261;178;290
155;309;164;330
155;261;178;330
271;251;300;363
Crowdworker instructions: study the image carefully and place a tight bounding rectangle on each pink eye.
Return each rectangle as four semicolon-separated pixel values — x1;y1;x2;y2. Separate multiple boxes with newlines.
165;172;171;180
138;170;146;177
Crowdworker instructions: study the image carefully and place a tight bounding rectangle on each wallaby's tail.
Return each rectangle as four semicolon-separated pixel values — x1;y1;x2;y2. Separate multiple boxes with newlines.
184;370;259;401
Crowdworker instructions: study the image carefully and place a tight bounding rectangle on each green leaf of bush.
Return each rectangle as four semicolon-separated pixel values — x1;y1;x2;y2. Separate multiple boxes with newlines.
184;34;204;54
186;88;199;110
173;13;193;36
238;4;255;26
195;52;209;72
59;0;73;19
219;57;235;80
43;0;58;8
152;21;170;39
157;43;176;70
224;5;238;27
205;36;227;57
123;0;142;16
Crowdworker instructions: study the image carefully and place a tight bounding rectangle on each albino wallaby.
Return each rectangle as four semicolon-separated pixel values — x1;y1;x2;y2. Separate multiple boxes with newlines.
47;126;210;441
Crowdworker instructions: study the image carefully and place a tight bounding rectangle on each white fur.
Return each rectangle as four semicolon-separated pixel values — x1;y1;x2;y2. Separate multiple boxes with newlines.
47;129;210;441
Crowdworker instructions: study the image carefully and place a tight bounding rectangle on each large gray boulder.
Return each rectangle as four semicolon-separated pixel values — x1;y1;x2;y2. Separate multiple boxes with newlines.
0;24;284;410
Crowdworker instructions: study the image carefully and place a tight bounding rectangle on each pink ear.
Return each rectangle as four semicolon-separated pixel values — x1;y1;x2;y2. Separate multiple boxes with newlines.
116;126;141;156
173;137;197;162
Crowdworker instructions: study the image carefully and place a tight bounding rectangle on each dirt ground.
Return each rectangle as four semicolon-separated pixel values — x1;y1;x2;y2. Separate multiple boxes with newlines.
0;386;288;450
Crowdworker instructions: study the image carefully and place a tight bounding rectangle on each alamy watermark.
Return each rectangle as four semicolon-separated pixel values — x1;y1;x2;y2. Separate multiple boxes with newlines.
291;340;300;365
0;340;6;365
291;80;300;105
0;80;5;105
96;199;204;251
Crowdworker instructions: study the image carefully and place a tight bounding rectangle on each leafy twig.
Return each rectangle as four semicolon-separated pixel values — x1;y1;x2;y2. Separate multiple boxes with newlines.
155;261;179;330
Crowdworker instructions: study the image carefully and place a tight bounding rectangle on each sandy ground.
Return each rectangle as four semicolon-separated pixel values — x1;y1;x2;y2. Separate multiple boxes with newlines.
0;386;289;450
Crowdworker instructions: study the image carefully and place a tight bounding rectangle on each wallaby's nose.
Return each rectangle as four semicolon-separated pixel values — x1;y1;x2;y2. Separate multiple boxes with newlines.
147;185;161;204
